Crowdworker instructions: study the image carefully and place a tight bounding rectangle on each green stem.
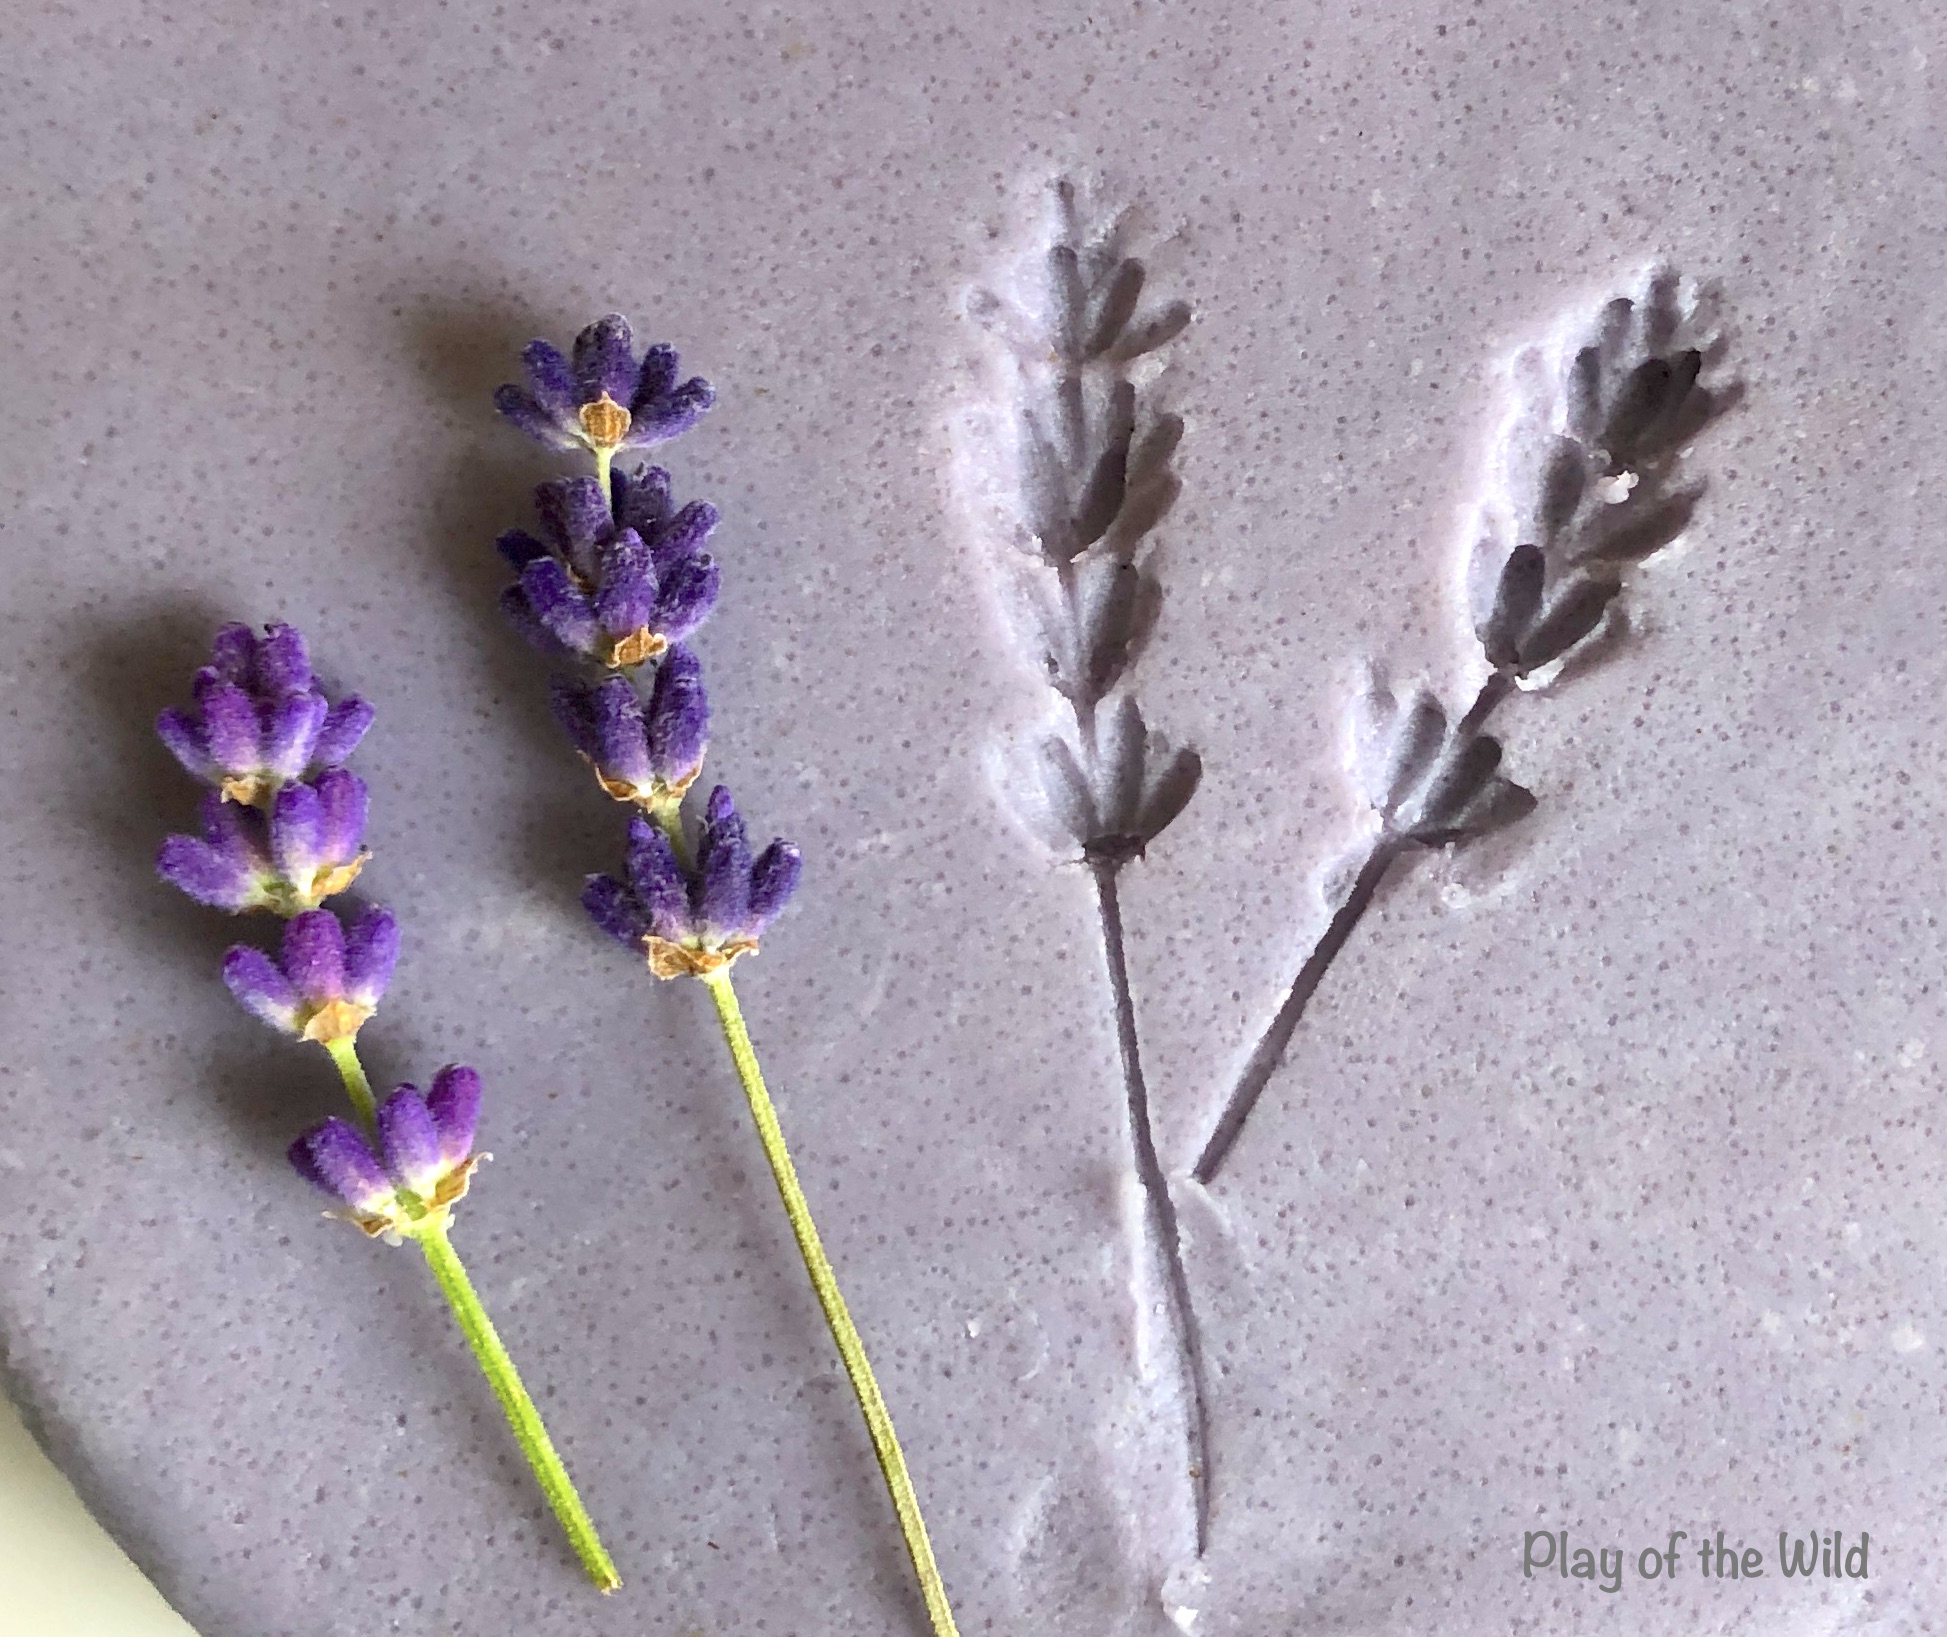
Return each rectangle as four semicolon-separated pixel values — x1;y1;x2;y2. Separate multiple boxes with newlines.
594;446;614;509
701;970;959;1637
322;1036;376;1128
418;1225;622;1593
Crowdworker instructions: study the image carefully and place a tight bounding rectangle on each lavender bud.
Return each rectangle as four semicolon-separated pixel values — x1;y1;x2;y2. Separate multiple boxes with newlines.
220;905;396;1042
495;316;714;457
644;645;709;790
156;794;278;912
289;1118;394;1216
424;1065;483;1172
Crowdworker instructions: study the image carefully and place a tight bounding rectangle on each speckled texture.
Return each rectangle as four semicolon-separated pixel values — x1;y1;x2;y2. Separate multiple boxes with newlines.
4;3;1946;1634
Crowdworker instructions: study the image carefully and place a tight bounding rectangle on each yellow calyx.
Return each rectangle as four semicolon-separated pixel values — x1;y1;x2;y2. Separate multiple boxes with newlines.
644;935;759;981
219;773;273;806
589;761;699;809
577;393;632;451
606;626;666;669
348;1153;488;1242
299;998;375;1045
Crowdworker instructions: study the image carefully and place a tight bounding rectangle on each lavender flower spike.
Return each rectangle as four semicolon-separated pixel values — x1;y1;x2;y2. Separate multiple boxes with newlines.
551;647;710;810
156;620;372;806
582;790;800;979
494;315;715;463
223;905;400;1043
289;1068;486;1242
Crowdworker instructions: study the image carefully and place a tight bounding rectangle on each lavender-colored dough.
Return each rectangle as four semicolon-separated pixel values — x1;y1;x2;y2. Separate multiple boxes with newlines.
4;3;1946;1634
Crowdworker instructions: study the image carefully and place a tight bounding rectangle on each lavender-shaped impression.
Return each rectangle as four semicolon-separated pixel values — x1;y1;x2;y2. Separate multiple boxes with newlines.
153;622;620;1592
959;181;1213;1552
1194;268;1740;1183
494;317;960;1636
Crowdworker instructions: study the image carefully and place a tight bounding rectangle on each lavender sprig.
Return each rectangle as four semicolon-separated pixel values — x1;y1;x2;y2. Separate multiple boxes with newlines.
495;318;962;1637
151;622;620;1593
961;178;1212;1555
1193;268;1739;1183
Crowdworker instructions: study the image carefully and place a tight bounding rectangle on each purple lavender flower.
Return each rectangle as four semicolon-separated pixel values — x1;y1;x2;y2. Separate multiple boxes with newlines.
157;793;280;911
583;788;801;979
550;647;710;807
157;769;368;915
222;905;399;1043
497;473;722;668
156;621;372;805
288;1066;486;1239
494;315;715;459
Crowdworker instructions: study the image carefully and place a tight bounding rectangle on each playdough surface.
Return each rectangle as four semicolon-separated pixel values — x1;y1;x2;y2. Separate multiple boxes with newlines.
4;2;1946;1634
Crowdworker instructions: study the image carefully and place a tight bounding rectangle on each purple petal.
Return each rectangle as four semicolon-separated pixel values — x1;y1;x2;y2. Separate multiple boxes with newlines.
312;697;374;768
651;500;720;568
703;784;738;830
425;1065;483;1168
282;909;347;1004
548;677;602;762
156;707;215;782
519;558;599;655
499;584;572;656
549;669;599;759
222;945;301;1033
582;872;654;948
377;1087;443;1196
623;814;694;939
268;779;323;879
520;339;579;417
157;835;258;909
631;343;679;409
594;529;659;638
263;691;328;780
493;383;577;451
206;623;259;685
746;840;803;935
651;555;721;645
626;377;715;448
573;314;640;406
495;528;550;570
343;906;400;1008
645;645;709;783
200;680;262;776
696;786;751;939
534;476;612;580
290;1117;393;1213
612;463;672;536
589;675;654;788
256;623;313;695
312;769;369;865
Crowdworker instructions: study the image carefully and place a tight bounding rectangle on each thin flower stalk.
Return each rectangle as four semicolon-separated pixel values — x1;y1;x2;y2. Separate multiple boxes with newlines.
153;622;619;1592
1194;269;1741;1183
959;179;1211;1553
496;318;961;1635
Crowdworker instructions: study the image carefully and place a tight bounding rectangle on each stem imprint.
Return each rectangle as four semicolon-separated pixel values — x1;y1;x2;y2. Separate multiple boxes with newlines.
958;176;1211;1552
1195;267;1740;1182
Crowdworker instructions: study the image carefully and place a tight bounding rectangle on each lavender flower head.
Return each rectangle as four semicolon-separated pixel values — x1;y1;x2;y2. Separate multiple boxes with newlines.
551;647;710;810
155;623;373;914
497;471;722;668
156;621;372;806
223;905;399;1043
157;770;369;913
583;788;801;979
494;314;715;459
289;1066;485;1241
